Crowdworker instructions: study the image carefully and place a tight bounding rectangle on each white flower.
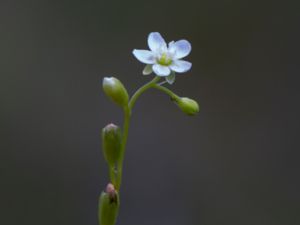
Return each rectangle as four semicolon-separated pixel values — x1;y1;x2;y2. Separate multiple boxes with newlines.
132;32;192;84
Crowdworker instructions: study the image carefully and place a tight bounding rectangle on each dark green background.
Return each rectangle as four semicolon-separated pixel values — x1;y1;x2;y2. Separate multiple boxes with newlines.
1;0;299;225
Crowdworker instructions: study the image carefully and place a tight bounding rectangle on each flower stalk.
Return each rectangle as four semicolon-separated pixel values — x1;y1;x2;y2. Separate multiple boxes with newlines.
99;32;199;225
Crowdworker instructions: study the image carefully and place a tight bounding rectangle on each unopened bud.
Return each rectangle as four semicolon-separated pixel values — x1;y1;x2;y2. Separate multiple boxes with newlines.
102;123;122;166
103;77;129;107
99;183;119;225
176;97;199;116
106;183;118;202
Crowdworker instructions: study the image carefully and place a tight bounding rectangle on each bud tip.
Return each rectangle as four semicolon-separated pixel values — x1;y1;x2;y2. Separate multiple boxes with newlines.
105;183;118;202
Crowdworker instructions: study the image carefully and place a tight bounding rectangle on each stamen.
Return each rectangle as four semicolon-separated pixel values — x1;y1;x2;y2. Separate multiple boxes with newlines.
157;53;172;66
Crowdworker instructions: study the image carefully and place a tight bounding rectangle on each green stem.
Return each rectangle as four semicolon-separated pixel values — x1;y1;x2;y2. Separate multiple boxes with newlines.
109;166;116;186
104;77;183;225
153;84;180;101
115;106;130;191
116;76;160;191
129;76;161;110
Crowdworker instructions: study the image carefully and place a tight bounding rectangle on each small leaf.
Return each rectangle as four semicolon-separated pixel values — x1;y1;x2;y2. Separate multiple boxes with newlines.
166;71;176;84
142;65;153;75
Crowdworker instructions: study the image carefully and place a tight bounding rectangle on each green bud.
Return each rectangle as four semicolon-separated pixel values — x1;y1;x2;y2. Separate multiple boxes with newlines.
103;77;129;107
176;97;200;116
99;183;119;225
102;123;122;166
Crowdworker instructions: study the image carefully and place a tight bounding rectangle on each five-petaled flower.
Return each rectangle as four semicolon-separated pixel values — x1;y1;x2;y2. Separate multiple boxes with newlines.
132;32;192;84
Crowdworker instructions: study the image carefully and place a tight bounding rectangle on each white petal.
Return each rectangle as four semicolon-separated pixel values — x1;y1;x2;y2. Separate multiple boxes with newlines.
148;32;167;52
170;60;192;73
169;40;191;59
132;49;155;64
152;64;171;77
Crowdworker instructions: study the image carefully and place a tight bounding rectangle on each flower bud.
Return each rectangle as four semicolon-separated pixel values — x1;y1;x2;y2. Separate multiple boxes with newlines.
176;97;199;116
99;183;119;225
105;183;118;201
102;123;122;166
103;77;129;107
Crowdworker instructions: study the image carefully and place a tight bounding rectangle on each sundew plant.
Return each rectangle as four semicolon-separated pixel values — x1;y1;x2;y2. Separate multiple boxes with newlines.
99;32;199;225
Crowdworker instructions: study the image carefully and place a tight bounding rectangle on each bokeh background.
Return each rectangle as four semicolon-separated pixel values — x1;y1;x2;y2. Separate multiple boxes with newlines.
1;0;299;225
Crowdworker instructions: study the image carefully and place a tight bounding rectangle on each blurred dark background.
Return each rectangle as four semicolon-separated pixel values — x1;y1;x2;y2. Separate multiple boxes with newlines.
1;0;299;225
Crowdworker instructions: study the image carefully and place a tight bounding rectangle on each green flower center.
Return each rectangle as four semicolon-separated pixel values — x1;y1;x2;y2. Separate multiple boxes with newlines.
157;53;172;66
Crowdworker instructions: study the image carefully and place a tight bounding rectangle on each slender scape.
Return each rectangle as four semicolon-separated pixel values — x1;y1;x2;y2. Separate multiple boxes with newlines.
100;31;199;225
116;76;160;190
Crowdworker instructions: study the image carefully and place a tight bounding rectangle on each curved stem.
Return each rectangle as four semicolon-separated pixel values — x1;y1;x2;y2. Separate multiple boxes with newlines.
116;76;160;191
115;106;130;191
153;84;180;101
115;77;183;191
129;76;161;110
